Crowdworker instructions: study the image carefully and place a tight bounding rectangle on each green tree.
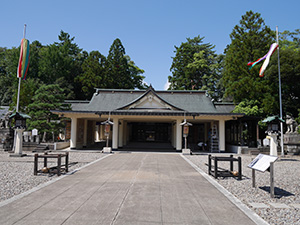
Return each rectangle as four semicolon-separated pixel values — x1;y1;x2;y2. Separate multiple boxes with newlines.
38;31;84;99
27;41;43;80
280;29;300;51
233;100;263;117
168;36;222;100
265;29;300;118
126;55;147;89
0;47;20;106
10;78;41;112
76;51;107;99
267;48;300;118
0;47;11;105
105;38;145;89
0;47;7;76
223;11;275;115
27;84;70;142
296;109;300;134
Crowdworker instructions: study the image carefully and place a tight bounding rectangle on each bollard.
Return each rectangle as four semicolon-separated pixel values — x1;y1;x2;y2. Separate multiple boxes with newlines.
34;154;38;175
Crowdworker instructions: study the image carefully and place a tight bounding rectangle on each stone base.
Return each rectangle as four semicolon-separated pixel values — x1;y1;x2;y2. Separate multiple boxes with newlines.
182;148;191;155
9;153;27;157
284;133;300;145
287;145;300;155
284;133;300;155
103;147;112;153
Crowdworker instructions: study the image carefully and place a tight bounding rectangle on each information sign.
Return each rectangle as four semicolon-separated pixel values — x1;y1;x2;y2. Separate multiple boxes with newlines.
248;154;278;172
32;129;38;136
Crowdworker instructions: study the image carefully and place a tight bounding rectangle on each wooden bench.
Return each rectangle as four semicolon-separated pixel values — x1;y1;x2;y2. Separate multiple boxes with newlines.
208;154;242;180
34;152;69;176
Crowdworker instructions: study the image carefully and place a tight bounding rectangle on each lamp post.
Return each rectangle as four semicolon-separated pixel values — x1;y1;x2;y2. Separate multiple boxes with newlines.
101;119;114;153
9;112;30;157
180;119;192;155
262;115;285;156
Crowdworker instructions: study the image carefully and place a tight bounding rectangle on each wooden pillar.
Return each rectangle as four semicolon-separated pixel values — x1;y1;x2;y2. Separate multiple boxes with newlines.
70;117;77;149
173;123;176;148
176;119;182;151
119;120;123;148
219;119;225;152
83;119;88;147
123;121;127;146
99;124;104;140
112;117;119;150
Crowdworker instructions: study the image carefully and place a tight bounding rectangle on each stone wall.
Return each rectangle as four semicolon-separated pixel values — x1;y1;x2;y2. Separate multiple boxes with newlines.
284;133;300;155
0;128;14;151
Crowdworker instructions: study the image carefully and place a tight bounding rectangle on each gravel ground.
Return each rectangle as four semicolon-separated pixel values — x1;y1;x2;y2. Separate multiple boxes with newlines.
185;153;300;225
0;150;106;203
1;150;299;224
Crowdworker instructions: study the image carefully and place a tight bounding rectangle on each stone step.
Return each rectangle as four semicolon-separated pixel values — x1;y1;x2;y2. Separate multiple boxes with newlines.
32;144;49;152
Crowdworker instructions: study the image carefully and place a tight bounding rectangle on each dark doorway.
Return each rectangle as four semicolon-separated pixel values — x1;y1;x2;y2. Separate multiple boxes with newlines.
188;123;207;151
130;122;171;142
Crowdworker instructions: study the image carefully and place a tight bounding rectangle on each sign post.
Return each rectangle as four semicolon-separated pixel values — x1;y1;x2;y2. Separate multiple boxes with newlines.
248;154;278;197
270;162;275;198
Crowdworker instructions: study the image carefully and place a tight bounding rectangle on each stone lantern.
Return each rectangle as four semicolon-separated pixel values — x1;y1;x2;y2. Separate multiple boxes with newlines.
262;115;285;156
9;112;31;157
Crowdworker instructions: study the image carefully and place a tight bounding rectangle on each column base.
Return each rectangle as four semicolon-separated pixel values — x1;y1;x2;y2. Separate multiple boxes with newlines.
10;153;27;157
103;147;112;153
182;148;191;155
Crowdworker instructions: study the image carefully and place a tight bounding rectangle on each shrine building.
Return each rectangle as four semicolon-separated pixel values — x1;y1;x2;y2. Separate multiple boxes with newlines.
52;86;258;152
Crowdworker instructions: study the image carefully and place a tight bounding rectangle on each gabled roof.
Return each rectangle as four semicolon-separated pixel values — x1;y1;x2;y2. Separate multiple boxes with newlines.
57;87;243;117
117;87;183;111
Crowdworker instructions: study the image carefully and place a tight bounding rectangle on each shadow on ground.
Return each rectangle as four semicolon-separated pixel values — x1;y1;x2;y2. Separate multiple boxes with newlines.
259;186;294;198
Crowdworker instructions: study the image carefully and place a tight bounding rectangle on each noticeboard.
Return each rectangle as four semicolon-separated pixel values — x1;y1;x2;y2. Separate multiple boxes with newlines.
248;154;278;172
32;129;38;136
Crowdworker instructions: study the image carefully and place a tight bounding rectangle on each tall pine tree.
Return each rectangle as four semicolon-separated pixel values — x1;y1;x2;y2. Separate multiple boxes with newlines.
222;11;275;115
27;84;70;142
168;36;222;100
76;50;107;99
105;38;145;89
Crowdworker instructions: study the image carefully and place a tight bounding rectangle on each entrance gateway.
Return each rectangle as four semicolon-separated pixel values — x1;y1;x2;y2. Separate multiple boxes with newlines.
131;122;170;142
52;86;249;152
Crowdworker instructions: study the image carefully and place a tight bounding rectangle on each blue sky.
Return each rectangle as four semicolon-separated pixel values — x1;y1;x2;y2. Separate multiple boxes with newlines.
1;0;299;90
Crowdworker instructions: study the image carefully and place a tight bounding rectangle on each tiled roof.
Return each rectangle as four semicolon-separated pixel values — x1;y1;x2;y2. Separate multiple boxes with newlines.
214;102;235;113
66;88;241;116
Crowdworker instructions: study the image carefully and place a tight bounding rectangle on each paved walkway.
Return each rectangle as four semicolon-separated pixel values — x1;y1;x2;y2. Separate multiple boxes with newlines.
0;153;262;225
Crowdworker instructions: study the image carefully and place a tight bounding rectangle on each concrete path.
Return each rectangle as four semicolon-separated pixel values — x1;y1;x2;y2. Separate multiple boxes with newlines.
0;153;260;225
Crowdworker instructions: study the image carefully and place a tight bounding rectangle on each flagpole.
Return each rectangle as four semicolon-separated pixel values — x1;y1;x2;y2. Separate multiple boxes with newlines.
276;26;284;156
16;77;21;113
16;24;26;113
13;24;27;154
